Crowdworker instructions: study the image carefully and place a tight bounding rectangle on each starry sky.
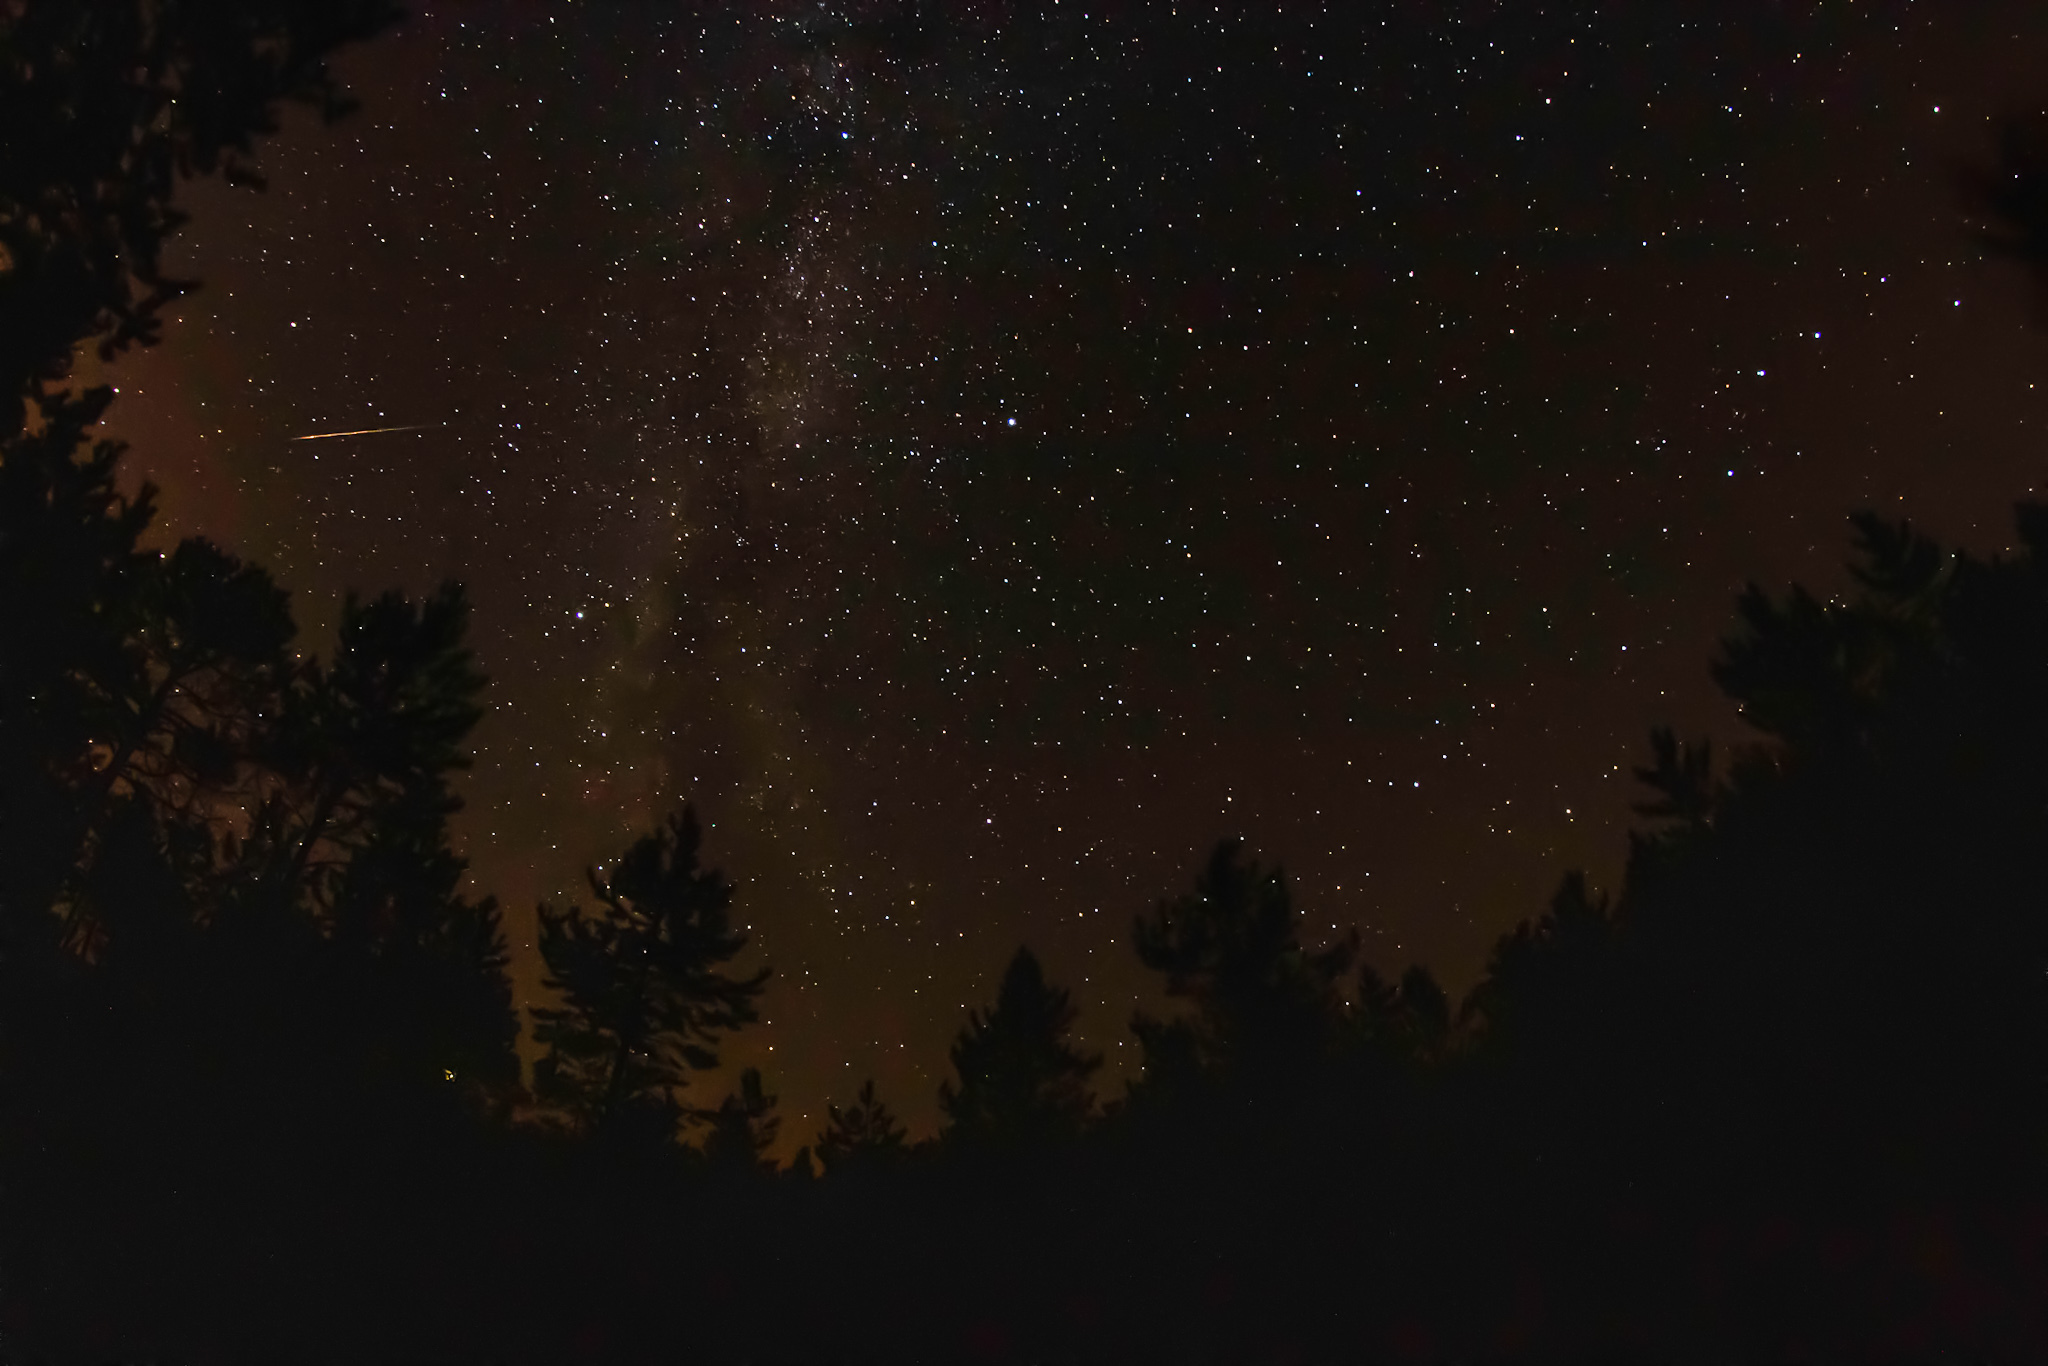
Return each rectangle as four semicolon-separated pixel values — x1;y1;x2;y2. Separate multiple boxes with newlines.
90;0;2048;1145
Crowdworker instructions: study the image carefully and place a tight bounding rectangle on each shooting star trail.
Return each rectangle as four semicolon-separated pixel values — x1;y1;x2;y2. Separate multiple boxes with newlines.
291;424;436;441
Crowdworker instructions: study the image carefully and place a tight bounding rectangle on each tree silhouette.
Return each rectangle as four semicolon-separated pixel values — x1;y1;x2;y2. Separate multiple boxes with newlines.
0;387;164;937
197;582;519;1122
0;0;402;436
816;1078;908;1173
1456;500;2048;1208
0;387;526;1359
1684;505;2048;1182
1131;839;1356;1079
0;381;516;1117
236;585;484;914
1460;870;1618;1062
1351;961;1454;1068
531;807;770;1145
699;1066;782;1175
939;946;1100;1150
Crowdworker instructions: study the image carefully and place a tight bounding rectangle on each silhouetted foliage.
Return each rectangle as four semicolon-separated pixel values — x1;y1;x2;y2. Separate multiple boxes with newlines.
939;945;1100;1151
0;395;522;1359
699;1065;782;1175
0;0;402;435
1352;960;1455;1067
0;385;514;1101
1131;838;1357;1081
1455;498;2048;1216
531;807;770;1146
1461;870;1618;1056
0;386;164;933
816;1077;908;1173
15;427;2048;1361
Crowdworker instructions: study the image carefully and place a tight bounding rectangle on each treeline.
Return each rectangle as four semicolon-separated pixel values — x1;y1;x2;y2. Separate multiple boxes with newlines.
11;409;2048;1359
9;7;2048;1360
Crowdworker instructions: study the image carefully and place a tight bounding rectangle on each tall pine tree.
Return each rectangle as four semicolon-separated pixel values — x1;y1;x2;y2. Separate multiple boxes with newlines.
939;946;1100;1151
1131;839;1356;1082
532;807;770;1146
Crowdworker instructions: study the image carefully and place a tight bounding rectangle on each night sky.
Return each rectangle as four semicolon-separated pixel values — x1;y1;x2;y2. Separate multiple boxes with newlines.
89;0;2048;1145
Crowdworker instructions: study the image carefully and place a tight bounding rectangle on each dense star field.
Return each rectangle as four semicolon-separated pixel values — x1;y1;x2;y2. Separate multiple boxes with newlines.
91;0;2048;1142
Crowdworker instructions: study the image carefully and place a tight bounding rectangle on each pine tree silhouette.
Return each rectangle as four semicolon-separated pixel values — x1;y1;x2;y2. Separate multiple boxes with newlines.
939;946;1100;1151
0;0;403;436
0;389;170;938
1460;500;2048;1212
0;395;523;1358
1351;961;1454;1067
1460;869;1618;1061
699;1066;782;1175
816;1078;909;1173
531;807;769;1146
1131;839;1356;1080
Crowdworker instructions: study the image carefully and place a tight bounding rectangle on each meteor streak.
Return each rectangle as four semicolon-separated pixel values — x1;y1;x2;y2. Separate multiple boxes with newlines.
291;423;435;441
